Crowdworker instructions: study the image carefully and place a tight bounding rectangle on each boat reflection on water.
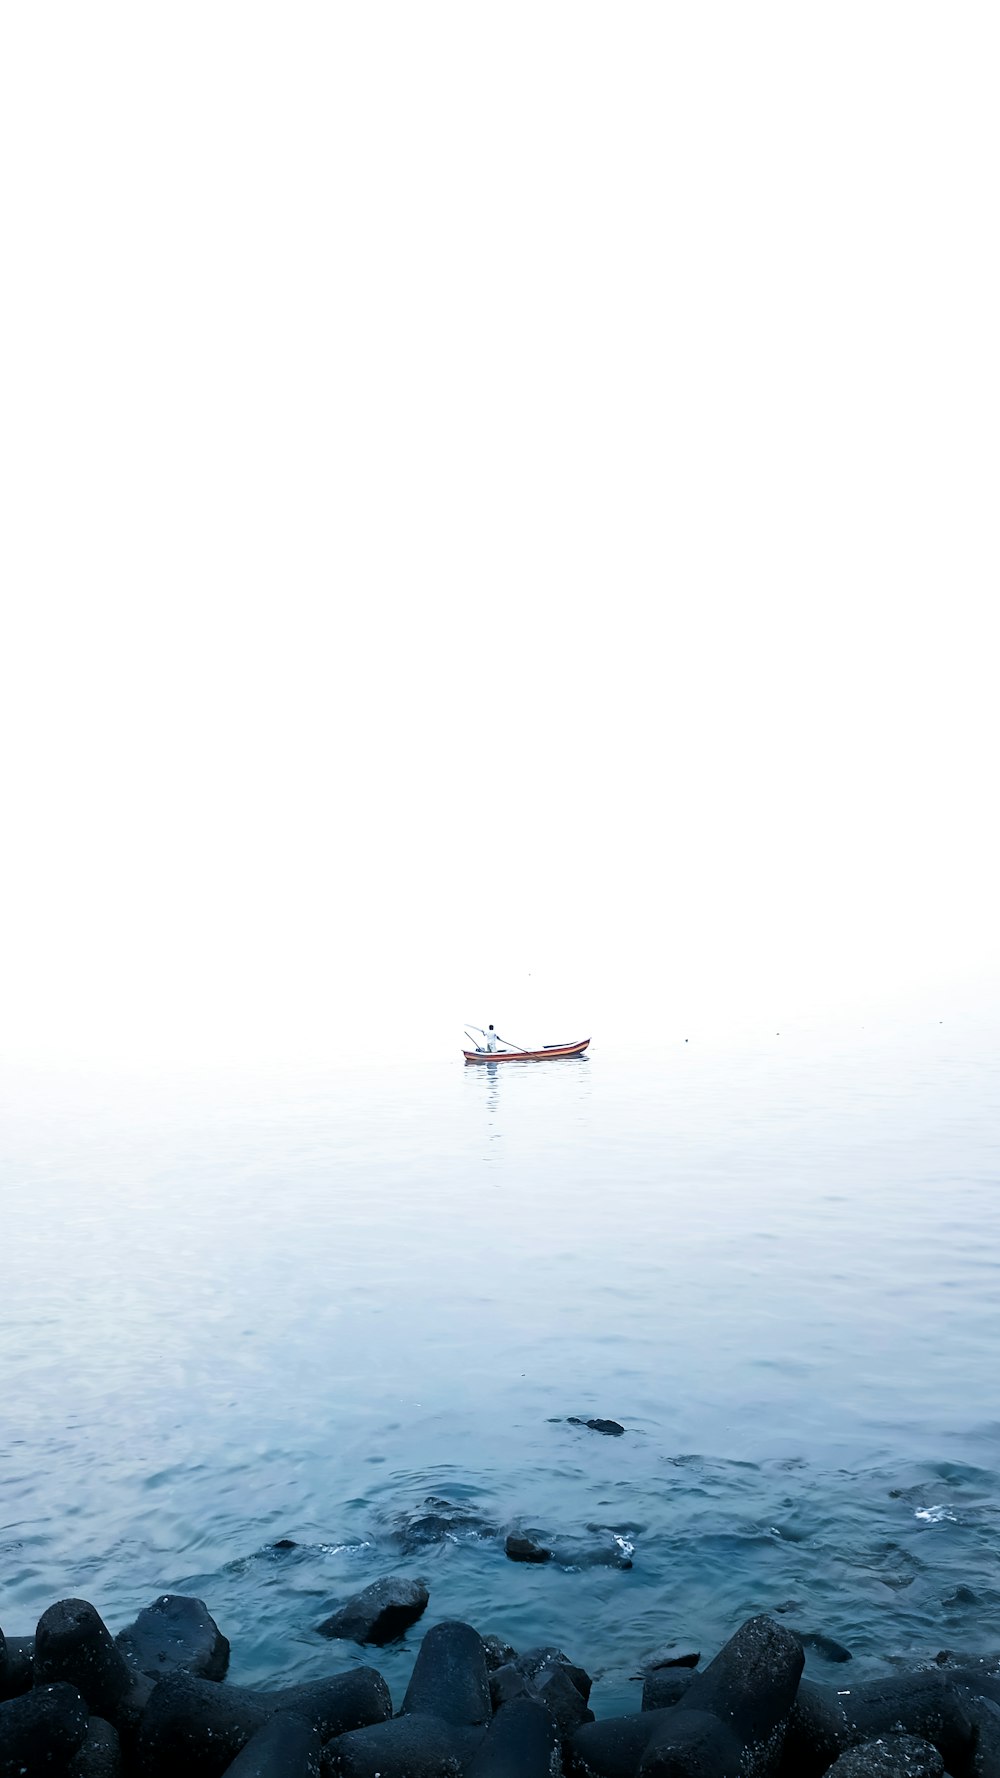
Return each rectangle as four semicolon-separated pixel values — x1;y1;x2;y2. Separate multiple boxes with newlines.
463;1041;590;1121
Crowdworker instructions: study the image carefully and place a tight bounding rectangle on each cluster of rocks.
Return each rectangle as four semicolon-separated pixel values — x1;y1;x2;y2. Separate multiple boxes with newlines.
4;1589;1000;1778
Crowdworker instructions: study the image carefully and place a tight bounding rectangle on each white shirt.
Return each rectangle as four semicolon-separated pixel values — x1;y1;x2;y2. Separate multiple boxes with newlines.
486;1028;498;1051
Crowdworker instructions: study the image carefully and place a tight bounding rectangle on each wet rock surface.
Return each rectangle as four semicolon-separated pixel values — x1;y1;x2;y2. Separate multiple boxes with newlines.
504;1534;553;1563
641;1668;695;1712
825;1736;945;1778
34;1602;152;1737
0;1632;35;1703
65;1716;124;1778
4;1598;1000;1778
392;1498;499;1553
116;1597;230;1684
0;1682;89;1777
316;1578;430;1647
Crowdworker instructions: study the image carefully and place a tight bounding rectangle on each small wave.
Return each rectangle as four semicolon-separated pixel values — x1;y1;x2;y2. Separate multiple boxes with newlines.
915;1506;958;1524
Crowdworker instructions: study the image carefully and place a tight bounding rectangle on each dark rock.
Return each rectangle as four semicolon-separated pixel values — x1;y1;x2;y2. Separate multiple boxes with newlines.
400;1621;492;1727
682;1612;804;1766
959;1692;1000;1778
316;1577;429;1646
66;1716;123;1778
516;1646;593;1705
220;1712;321;1778
533;1660;595;1740
567;1418;625;1436
570;1707;678;1777
639;1707;745;1777
793;1630;853;1665
137;1667;391;1778
505;1535;552;1564
34;1599;152;1733
778;1678;847;1778
825;1736;944;1778
0;1682;89;1778
270;1539;299;1551
931;1661;1000;1706
778;1672;975;1778
394;1499;498;1553
944;1586;980;1607
641;1649;701;1673
835;1673;975;1773
489;1664;530;1711
491;1646;594;1722
322;1712;485;1778
642;1669;695;1712
468;1697;560;1778
116;1595;230;1683
549;1532;634;1571
481;1635;518;1673
0;1632;34;1698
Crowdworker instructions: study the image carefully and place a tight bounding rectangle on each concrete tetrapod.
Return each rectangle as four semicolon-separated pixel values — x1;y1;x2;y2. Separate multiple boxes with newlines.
639;1614;804;1778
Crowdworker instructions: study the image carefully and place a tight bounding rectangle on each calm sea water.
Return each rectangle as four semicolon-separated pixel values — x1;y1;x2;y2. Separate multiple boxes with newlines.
2;1007;999;1714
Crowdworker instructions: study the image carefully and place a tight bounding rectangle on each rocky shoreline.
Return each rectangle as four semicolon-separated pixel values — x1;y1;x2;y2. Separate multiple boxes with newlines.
4;1585;1000;1778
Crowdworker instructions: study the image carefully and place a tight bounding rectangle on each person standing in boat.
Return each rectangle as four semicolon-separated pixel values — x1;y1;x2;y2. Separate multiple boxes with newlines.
485;1024;499;1052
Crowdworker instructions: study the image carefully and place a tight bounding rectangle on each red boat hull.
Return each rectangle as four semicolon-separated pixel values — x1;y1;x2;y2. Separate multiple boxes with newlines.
463;1038;590;1063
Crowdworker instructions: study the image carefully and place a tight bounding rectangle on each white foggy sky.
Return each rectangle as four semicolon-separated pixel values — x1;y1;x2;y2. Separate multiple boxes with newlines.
2;3;997;1066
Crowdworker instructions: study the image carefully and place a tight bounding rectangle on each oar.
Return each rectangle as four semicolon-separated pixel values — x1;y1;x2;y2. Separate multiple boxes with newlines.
495;1032;530;1052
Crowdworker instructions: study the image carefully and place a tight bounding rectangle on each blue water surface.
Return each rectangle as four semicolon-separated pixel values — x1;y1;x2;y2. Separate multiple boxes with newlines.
2;1008;999;1713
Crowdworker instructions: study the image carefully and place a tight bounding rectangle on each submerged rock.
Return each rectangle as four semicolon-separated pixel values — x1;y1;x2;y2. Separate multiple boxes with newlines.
505;1534;552;1564
316;1577;429;1646
393;1497;499;1553
549;1529;634;1570
567;1417;626;1437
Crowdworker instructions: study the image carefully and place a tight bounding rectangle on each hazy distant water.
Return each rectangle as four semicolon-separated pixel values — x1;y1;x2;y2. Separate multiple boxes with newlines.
2;1009;999;1713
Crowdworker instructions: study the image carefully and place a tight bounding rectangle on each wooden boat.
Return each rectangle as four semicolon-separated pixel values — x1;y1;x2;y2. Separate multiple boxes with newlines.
463;1038;590;1064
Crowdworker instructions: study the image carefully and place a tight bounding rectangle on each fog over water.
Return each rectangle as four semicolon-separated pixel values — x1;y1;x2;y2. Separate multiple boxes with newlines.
2;0;999;1706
